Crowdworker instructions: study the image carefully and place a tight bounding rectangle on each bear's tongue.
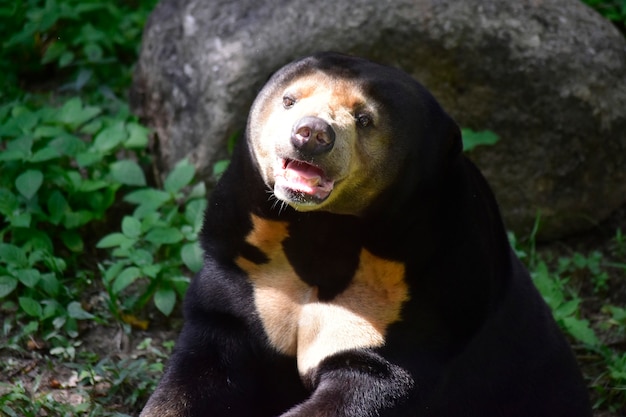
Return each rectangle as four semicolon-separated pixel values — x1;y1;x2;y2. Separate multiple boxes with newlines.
281;159;334;198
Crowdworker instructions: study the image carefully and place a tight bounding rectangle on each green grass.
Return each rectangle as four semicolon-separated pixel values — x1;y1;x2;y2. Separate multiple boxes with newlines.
1;0;625;415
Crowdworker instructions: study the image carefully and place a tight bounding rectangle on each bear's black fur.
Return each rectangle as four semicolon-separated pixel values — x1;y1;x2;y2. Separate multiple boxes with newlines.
140;52;591;417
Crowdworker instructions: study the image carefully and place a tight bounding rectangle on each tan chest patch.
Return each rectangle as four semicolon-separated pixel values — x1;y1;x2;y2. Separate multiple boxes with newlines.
235;214;408;376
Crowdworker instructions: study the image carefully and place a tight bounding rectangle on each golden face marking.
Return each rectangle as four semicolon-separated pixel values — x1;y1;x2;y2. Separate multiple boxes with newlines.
235;215;409;377
247;71;399;215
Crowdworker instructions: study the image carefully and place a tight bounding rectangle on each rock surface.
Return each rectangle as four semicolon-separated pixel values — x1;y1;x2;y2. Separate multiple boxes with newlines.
131;0;626;239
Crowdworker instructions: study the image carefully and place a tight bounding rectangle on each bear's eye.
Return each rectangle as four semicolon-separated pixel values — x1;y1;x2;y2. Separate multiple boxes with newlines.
356;113;373;128
283;95;296;109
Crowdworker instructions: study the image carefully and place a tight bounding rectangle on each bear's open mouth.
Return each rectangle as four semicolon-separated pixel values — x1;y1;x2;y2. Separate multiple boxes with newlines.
275;159;335;202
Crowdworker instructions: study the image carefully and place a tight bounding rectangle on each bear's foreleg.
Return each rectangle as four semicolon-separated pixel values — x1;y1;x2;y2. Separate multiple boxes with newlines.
282;349;414;417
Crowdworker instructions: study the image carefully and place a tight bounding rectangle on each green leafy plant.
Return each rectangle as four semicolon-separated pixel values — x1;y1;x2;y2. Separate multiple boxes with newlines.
1;0;158;99
531;260;600;347
0;338;170;416
610;228;626;260
510;221;626;411
557;251;610;293
0;379;91;417
97;159;205;321
461;128;500;152
86;338;170;410
593;348;626;411
0;96;149;348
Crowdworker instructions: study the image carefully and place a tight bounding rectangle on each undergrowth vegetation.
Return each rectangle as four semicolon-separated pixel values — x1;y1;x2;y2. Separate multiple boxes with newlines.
0;0;625;415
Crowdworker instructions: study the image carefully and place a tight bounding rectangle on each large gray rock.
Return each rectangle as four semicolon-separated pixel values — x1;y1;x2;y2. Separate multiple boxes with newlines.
131;0;626;239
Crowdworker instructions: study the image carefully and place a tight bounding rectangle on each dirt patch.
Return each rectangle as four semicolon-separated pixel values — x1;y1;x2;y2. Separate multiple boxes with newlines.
0;323;179;415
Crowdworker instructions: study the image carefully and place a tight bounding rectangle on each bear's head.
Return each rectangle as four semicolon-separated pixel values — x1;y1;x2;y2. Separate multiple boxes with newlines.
247;52;462;216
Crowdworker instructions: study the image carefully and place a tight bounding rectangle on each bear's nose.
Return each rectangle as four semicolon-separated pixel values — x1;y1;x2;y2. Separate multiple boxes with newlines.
291;116;335;156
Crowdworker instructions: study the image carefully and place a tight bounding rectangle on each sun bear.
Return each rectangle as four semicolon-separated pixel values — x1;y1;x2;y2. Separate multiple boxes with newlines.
140;52;591;417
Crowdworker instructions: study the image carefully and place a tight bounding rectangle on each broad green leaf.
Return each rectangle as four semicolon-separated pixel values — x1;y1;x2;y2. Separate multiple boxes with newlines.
76;151;103;167
93;122;126;152
56;97;101;129
170;276;191;297
561;317;600;347
39;273;61;297
79;179;109;192
0;243;27;266
63;210;93;229
65;318;79;338
554;299;580;319
110;160;146;186
44;255;67;275
0;149;26;161
37;106;58;124
65;171;83;191
42;299;61;320
97;232;133;248
20;230;53;253
185;199;207;232
102;261;128;284
19;297;43;318
13;109;39;134
140;212;164;231
141;264;162;278
610;363;626;382
531;261;564;310
0;276;18;298
212;160;230;178
52;317;67;332
0;188;18;216
164;159;195;194
130;249;153;266
87;189;116;216
61;230;84;252
47;190;69;225
188;181;206;199
461;129;500;152
112;267;142;294
41;41;67;64
124;188;171;207
132;203;160;220
605;305;626;324
67;301;95;320
145;227;184;245
112;247;131;258
181;225;195;240
16;268;40;288
154;287;176;316
30;146;60;162
59;51;75;67
15;169;43;199
6;136;33;156
125;122;149;148
181;243;204;273
23;320;39;335
49;133;85;157
33;125;65;138
10;212;32;228
122;216;142;239
80;118;102;135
